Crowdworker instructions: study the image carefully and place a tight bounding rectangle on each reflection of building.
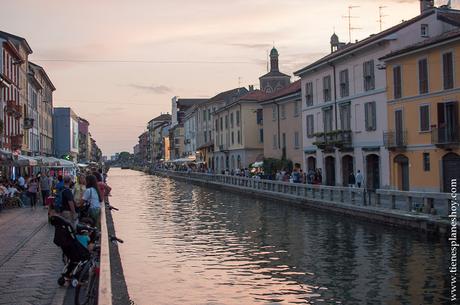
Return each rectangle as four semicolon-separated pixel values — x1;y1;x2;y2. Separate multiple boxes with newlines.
214;90;267;172
261;80;302;166
0;31;32;153
295;4;460;188
53;107;79;160
381;29;460;192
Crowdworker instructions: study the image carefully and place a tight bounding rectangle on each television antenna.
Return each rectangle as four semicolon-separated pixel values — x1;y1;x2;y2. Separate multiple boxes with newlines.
378;6;388;32
342;5;361;43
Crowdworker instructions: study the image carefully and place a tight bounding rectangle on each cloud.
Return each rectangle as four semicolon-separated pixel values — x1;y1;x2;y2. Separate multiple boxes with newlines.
128;84;172;94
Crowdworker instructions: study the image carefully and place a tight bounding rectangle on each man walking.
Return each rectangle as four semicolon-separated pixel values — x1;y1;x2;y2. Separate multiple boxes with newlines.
355;170;363;188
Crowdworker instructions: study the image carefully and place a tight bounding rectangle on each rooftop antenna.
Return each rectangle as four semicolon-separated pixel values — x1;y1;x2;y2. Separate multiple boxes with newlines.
378;6;387;32
342;5;361;43
238;76;242;87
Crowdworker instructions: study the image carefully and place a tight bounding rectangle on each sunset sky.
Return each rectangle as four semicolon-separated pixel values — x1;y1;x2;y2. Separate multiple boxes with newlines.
1;0;458;156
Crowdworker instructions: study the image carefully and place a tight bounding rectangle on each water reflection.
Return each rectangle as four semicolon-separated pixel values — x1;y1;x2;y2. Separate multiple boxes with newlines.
110;169;450;305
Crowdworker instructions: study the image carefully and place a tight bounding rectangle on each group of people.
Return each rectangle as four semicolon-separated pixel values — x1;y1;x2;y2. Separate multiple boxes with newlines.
51;169;111;229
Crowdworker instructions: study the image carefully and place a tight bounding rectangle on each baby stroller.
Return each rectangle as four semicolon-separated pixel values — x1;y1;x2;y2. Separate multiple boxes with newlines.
50;215;90;287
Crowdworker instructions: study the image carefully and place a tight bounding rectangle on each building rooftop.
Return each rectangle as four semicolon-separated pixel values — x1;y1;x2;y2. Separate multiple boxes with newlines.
176;98;208;108
0;30;33;54
294;7;460;76
380;27;460;61
209;87;248;103
152;113;172;122
237;90;269;102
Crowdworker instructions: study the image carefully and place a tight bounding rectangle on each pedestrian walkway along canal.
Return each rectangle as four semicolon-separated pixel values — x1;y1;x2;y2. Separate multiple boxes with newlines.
110;169;451;305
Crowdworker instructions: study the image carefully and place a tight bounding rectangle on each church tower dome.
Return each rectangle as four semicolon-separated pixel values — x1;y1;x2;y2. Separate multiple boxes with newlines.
270;47;279;72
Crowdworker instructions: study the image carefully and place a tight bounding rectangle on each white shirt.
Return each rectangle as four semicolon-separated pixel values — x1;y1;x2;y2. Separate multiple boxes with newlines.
18;176;25;186
83;187;101;209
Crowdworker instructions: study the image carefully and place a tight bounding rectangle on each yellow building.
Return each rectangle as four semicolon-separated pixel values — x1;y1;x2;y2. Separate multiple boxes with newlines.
382;29;460;192
261;80;303;167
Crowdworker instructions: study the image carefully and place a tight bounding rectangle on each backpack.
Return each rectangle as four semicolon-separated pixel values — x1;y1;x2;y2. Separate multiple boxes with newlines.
54;189;64;212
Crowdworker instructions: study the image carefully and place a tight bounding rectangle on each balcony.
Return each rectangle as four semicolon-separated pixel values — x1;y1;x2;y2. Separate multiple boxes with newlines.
4;101;22;118
432;126;459;148
383;130;407;150
313;130;352;151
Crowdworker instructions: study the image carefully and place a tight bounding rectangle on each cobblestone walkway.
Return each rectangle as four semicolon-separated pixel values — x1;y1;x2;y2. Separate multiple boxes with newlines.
0;208;68;305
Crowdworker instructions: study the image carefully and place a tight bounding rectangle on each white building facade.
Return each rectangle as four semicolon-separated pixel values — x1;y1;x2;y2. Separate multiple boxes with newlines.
295;6;460;188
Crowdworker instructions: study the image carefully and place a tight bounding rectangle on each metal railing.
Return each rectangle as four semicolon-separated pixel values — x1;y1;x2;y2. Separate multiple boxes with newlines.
432;126;459;147
383;130;407;149
154;169;451;218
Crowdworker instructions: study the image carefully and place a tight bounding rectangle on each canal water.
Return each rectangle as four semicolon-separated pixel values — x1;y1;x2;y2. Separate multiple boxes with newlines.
109;169;450;305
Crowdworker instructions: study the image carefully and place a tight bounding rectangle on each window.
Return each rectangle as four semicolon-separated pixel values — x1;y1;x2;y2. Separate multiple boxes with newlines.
323;108;333;132
230;113;234;128
294;132;300;149
203;110;206;121
339;69;349;97
236;110;240;126
220;117;223;130
419;105;430;132
306;115;314;138
281;104;286;119
272;105;277;121
259;129;264;143
225;115;228;129
443;52;454;90
393;66;402;99
282;133;286;148
340;103;351;130
256;109;263;124
418;58;428;94
421;24;429;37
237;131;241;144
215;119;219;131
363;60;375;91
305;82;313;106
273;134;277;149
231;132;234;144
209;130;211;142
208;109;211;121
204;131;207;143
423;152;430;171
364;102;377;131
323;76;331;102
294;101;300;117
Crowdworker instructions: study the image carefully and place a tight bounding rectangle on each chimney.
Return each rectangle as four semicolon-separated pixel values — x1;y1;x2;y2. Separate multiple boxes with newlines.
248;85;254;91
420;0;434;14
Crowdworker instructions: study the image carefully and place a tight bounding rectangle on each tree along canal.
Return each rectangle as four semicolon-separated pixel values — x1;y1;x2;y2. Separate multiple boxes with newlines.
109;169;450;305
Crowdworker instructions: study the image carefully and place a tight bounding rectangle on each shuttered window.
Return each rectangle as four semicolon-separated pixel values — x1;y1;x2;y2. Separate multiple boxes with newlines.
306;115;314;138
294;132;300;149
339;69;349;97
364;101;377;131
305;82;313;106
340;103;351;130
323;108;333;132
418;58;428;94
443;52;454;90
323;76;331;102
393;66;402;99
419;105;430;132
363;60;375;91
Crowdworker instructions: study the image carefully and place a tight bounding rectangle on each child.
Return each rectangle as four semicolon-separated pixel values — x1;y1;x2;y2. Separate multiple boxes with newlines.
76;218;94;250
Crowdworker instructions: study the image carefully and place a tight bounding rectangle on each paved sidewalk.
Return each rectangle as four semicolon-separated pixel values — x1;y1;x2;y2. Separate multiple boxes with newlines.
0;208;68;305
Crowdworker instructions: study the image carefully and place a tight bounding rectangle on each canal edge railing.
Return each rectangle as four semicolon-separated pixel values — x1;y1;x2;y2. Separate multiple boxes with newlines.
151;169;455;235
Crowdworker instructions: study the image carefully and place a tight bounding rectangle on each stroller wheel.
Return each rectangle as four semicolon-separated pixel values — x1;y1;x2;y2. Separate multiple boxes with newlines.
57;276;66;286
71;278;79;288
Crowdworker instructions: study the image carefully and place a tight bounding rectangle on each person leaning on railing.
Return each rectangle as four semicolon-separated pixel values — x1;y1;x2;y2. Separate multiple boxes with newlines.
83;174;103;228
